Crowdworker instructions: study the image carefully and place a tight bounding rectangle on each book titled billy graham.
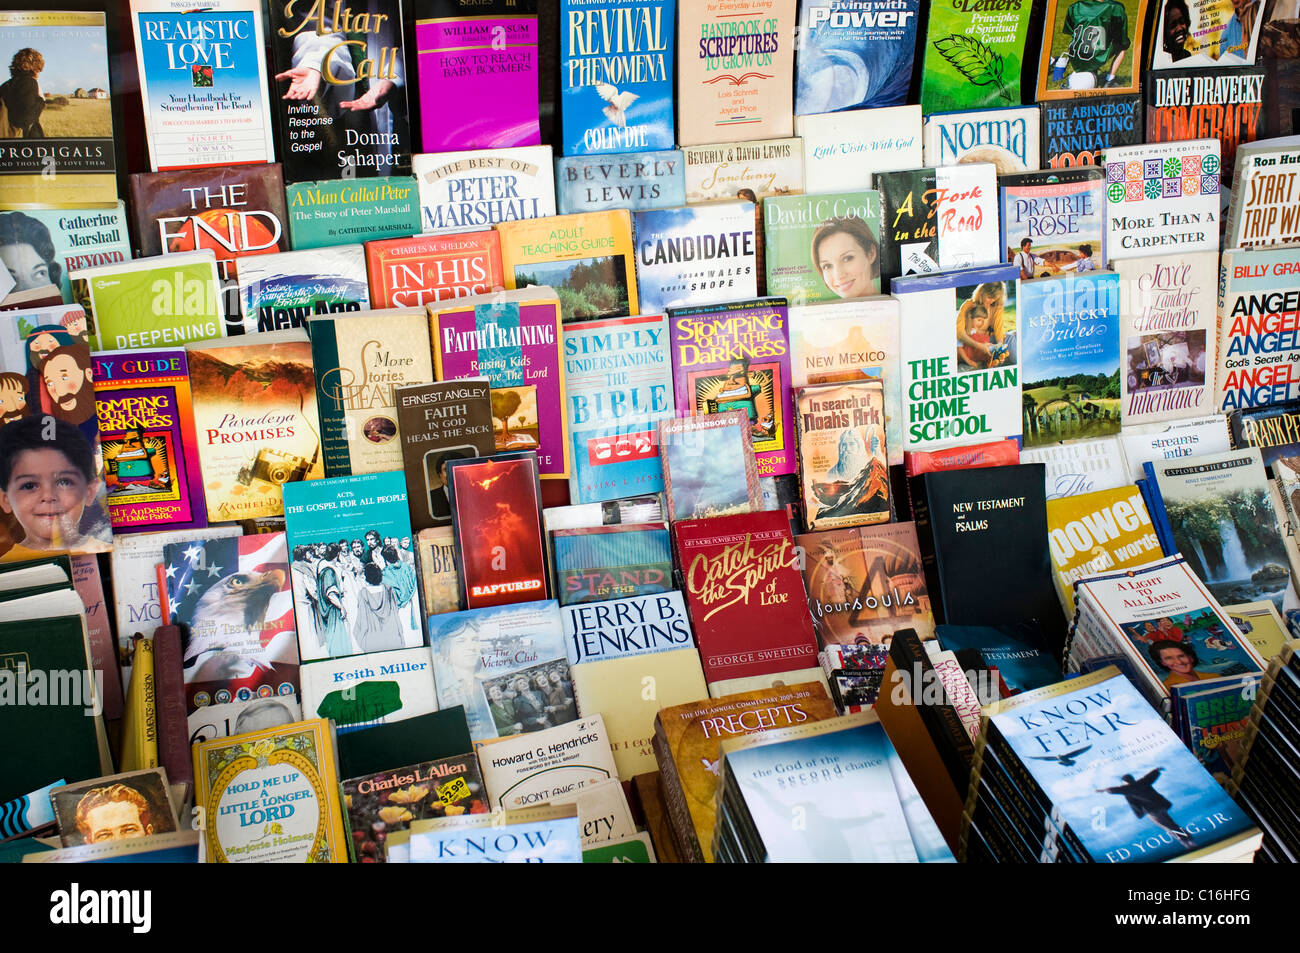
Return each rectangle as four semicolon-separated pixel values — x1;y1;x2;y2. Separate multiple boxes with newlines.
1216;246;1300;413
396;380;495;531
365;231;503;308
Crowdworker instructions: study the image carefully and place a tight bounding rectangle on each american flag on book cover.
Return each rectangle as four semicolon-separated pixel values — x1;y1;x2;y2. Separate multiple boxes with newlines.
162;533;299;709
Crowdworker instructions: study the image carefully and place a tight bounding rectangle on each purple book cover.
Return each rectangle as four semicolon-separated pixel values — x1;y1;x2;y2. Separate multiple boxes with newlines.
416;1;540;151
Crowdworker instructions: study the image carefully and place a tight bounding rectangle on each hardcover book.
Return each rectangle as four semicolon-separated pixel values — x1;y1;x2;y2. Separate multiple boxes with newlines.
668;297;796;477
283;470;423;661
414;0;540;152
676;0;797;147
1045;485;1162;613
999;168;1106;278
1145;67;1265;179
1020;435;1131;499
497;210;638;321
1150;0;1263;69
795;380;890;531
416;525;460;617
934;623;1066;695
0;205;130;307
1102;138;1222;259
919;0;1034;113
904;438;1020;476
633;202;757;314
794;0;920;113
795;106;921;192
764;191;882;305
658;411;762;520
335;706;473;780
874;165;1001;284
551;523;672;605
74;252;223;352
1035;0;1149;101
562;590;693;665
92;347;206;532
129;0;276;170
365;231;503;308
1216;246;1300;413
1229;400;1300;470
187;329;324;523
1224;136;1300;249
309;306;433;477
413;146;556;233
477;715;617;809
300;646;437;732
556;149;686;215
923;107;1041;173
395;379;495;530
266;0;412;183
49;768;178;847
409;805;582;862
238;246;370;335
286;176;421;249
1040;94;1144;169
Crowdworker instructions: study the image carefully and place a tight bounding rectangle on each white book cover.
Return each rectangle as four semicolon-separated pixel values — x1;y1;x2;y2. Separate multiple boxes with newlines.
1216;245;1300;414
796;105;921;192
477;714;618;810
188;695;302;744
681;138;804;204
299;646;438;732
922;107;1041;173
572;777;637;846
632;201;757;314
413;146;557;234
1224;136;1300;249
1117;415;1232;481
1020;436;1130;501
236;245;370;335
1102;139;1222;260
934;164;1001;272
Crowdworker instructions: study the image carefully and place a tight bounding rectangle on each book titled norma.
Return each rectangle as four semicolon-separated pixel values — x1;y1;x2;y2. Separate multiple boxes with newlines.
923;107;1040;173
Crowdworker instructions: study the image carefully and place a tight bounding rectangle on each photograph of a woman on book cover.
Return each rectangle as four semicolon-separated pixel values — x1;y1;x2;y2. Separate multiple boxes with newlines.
811;215;880;300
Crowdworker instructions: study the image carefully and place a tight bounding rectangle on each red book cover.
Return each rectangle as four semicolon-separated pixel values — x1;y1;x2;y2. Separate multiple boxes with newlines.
365;231;504;309
673;510;818;685
902;439;1021;477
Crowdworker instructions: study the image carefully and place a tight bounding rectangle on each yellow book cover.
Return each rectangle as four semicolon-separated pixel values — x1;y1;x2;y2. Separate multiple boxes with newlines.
119;636;157;772
496;211;638;321
1046;486;1163;614
1224;601;1291;662
416;526;460;618
572;647;709;782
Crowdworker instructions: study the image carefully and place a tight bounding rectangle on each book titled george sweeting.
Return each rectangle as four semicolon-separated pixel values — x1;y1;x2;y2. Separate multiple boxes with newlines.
556;150;686;215
795;380;890;531
365;231;503;308
498;210;638;321
794;0;919;113
395;379;495;531
286;176;421;249
413;146;556;233
658;411;762;520
633;201;756;315
75;251;223;352
238;246;370;336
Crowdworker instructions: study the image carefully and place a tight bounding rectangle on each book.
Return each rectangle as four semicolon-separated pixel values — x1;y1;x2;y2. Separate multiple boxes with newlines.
1217;245;1300;415
1102;138;1222;259
365;231;503;308
934;623;1066;695
998;168;1106;278
23;830;200;864
1146;68;1265;185
1151;0;1263;69
874;166;1002;284
1046;485;1163;613
413;146;557;233
1036;0;1149;101
1118;414;1231;480
676;0;797;147
583;831;657;862
192;718;348;863
0;204;130;307
427;600;574;743
796;521;935;646
92;347;206;532
477;715;618;809
668;297;796;477
309;306;433;477
266;0;412;183
795;380;890;530
763;191;882;305
551;523;672;605
562;590;693;665
414;0;540;152
335;706;474;780
408;804;582;862
395;379;495;530
904;438;1020;476
633;202;757;314
188;696;303;746
923;107;1042;173
129;0;276;170
559;0;674;156
186;329;324;523
70;554;121;723
1224;599;1291;661
74;252;223;352
1224;135;1300;249
795;106;921;193
0;11;118;209
1230;401;1300;471
283;470;423;662
1020;435;1131;499
1171;673;1259;780
1040;94;1144;169
658;411;762;520
416;525;460;617
497;209;638;320
794;0;920;113
556;149;686;215
300;646;438;732
285;176;421;249
892;263;1022;453
238;246;371;336
1114;251;1217;428
919;0;1034;113
429;287;569;479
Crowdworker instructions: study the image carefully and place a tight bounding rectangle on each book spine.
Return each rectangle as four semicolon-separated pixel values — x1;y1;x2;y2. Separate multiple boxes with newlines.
153;623;195;787
650;725;703;863
889;629;973;791
119;635;158;772
308;320;353;477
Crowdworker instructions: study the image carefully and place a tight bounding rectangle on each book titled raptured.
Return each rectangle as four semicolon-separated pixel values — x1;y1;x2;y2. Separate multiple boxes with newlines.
395;379;495;531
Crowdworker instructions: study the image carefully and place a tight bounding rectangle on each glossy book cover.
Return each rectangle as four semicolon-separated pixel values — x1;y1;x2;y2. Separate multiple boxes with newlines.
764;191;883;305
1036;0;1149;101
238;246;370;335
395;380;495;530
794;0;919;113
998;169;1106;277
658;411;762;520
1103;138;1221;260
795;380;890;531
633;201;756;314
1041;94;1143;169
365;231;503;308
556;149;685;214
414;146;556;233
551;523;672;605
75;252;224;352
919;0;1033;113
498;210;638;321
562;590;692;665
286;175;421;249
0;204;130;306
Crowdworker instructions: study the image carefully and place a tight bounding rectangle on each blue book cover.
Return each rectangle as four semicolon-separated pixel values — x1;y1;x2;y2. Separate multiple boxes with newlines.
564;313;674;503
795;0;920;113
562;590;693;665
556;150;685;215
934;623;1063;695
236;246;370;335
998;169;1106;278
1170;674;1260;781
559;0;675;156
633;202;757;315
551;523;672;605
283;471;422;663
409;806;582;862
989;667;1257;862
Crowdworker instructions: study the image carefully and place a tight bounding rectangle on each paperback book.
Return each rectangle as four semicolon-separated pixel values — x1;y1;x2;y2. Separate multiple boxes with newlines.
633;201;756;314
478;715;617;810
658;411;762;520
923;107;1041;173
1224;136;1300;249
795;380;890;530
934;623;1065;695
413;146;556;233
285;176;421;249
1046;485;1162;613
919;0;1034;113
498;210;638;321
562;590;693;665
395;379;495;530
1229;401;1300;471
1020;435;1131;500
795;106;921;192
551;523;672;605
1035;0;1148;101
365;231;503;308
1040;95;1144;169
1150;0;1263;69
0;205;130;307
416;525;461;617
556;149;686;215
1145;67;1265;179
1118;414;1232;481
794;0;920;112
1102;138;1221;259
874;165;1001;284
409;805;582;863
999;168;1106;278
763;191;882;305
238;246;370;335
1216;246;1300;414
300;646;437;732
74;252;223;352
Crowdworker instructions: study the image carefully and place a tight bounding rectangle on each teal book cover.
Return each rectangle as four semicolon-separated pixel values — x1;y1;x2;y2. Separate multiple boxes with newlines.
551;523;672;605
285;177;421;250
1170;674;1259;781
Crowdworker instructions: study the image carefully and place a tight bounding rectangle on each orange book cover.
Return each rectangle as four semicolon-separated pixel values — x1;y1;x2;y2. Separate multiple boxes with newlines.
365;231;504;309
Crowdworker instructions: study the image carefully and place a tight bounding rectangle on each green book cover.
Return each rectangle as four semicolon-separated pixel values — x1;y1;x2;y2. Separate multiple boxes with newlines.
286;177;422;250
74;251;224;352
764;192;883;306
920;3;1034;113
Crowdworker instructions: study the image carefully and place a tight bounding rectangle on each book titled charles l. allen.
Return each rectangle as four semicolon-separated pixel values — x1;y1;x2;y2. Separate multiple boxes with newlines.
193;717;347;863
396;379;495;531
365;231;504;308
186;329;325;523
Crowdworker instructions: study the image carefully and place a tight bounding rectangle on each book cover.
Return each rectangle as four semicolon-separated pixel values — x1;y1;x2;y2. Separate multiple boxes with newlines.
923;107;1042;173
904;438;1020;476
445;452;548;610
188;696;303;745
300;646;437;732
787;297;902;465
658;411;762;520
1020;435;1131;499
309;306;433;477
551;523;672;605
74;251;224;352
130;0;276;170
395;379;495;530
1217;245;1300;414
129;164;290;335
266;0;412;183
633;202;756;314
163;532;299;711
283;470;423;661
559;0;674;156
794;0;920;113
49;768;178;847
676;0;797;147
285;175;421;249
1036;0;1149;101
1118;414;1231;480
0;11;117;209
413;146;556;233
919;1;1034;113
430;287;568;479
874;165;1001;284
1171;673;1258;780
92;347;206;532
673;510;819;684
1151;0;1263;68
999;168;1106;278
416;525;460;617
497;210;638;320
556;149;685;215
0;204;130;307
238;246;370;336
1046;486;1162;613
1103;138;1221;259
892;263;1022;453
668;297;796;477
1224;599;1290;661
1223;135;1300;249
1146;67;1265;179
795;106;921;192
365;231;503;308
796;520;935;646
795;380;890;531
478;715;617;809
764;191;882;305
193;717;348;863
562;590;692;665
408;804;582;862
934;623;1066;695
427;600;573;743
1041;94;1144;169
1229;400;1300;470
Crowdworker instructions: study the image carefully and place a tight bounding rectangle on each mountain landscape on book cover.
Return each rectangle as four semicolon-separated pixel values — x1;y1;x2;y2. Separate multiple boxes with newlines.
999;168;1106;277
658;412;762;520
75;253;224;352
1145;68;1265;179
923;107;1040;173
239;246;369;335
1150;0;1263;69
1035;0;1148;102
396;380;495;530
366;231;503;308
634;202;756;314
1103;139;1221;259
0;205;130;307
1041;95;1143;169
556;150;685;214
499;210;637;320
764;191;882;305
919;0;1033;113
794;0;919;113
1217;246;1300;414
796;380;890;530
286;176;420;249
414;146;556;233
552;523;671;605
